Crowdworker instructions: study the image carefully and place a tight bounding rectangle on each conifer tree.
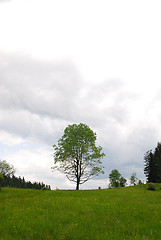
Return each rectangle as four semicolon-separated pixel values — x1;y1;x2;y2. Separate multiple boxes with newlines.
144;142;161;183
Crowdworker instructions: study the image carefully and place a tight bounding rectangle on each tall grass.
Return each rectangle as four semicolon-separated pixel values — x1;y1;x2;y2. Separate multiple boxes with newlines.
0;184;161;239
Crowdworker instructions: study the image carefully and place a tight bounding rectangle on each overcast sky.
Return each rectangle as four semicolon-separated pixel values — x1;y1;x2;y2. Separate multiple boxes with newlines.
0;0;161;189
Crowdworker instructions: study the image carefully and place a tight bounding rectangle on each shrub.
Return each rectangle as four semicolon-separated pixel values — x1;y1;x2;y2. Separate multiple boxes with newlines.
147;183;156;191
138;180;143;185
41;186;51;191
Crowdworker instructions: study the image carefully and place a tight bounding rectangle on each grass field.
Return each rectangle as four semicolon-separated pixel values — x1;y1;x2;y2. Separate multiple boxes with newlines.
0;184;161;240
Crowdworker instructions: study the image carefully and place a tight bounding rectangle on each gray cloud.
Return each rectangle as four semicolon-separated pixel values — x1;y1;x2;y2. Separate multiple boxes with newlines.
0;52;83;144
0;53;81;117
0;52;133;145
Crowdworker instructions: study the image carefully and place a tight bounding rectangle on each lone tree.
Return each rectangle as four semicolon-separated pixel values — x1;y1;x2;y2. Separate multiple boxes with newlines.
52;123;105;190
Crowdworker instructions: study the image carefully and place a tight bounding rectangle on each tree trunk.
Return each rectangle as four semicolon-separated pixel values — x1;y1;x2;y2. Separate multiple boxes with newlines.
76;157;80;190
76;181;79;190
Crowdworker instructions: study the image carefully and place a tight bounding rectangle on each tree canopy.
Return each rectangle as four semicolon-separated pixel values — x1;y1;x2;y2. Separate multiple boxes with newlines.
109;169;127;188
130;172;138;185
0;160;16;177
52;123;105;190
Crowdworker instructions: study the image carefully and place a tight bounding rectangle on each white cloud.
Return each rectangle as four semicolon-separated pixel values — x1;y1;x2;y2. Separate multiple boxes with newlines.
0;0;11;2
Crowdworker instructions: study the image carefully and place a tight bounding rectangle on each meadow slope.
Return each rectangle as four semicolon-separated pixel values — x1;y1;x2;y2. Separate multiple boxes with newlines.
0;184;161;240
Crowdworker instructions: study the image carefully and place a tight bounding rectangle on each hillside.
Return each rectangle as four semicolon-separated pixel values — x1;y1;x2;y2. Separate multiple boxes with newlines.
0;184;161;240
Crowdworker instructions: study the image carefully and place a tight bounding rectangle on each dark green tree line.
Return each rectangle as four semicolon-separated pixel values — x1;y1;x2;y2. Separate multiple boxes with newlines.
0;160;51;190
2;175;51;190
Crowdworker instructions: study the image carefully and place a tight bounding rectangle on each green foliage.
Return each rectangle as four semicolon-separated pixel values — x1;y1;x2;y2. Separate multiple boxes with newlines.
144;142;161;183
144;150;156;182
1;185;161;239
138;180;143;185
109;169;127;188
130;172;138;185
0;172;4;179
147;183;156;191
53;123;105;190
120;176;127;187
0;160;16;177
109;169;121;188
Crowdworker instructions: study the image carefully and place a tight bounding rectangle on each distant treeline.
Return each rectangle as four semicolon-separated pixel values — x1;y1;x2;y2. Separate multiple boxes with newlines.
2;175;51;190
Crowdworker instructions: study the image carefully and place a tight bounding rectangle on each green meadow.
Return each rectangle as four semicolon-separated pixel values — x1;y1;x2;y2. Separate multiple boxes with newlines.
0;185;161;240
